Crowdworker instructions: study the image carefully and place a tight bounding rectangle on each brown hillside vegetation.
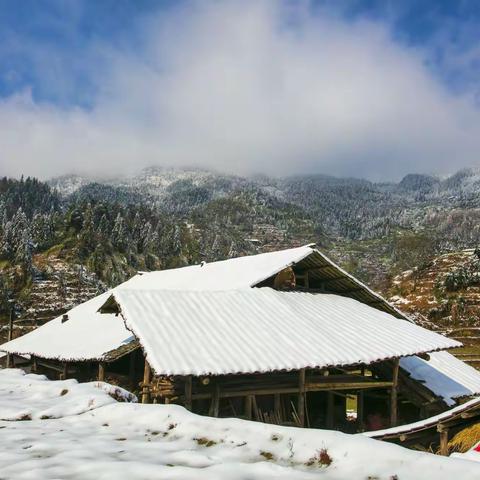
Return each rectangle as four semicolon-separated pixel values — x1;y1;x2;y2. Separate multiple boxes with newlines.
388;249;480;365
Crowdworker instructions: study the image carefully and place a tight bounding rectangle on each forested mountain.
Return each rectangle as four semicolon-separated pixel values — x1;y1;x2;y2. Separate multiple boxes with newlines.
2;166;480;326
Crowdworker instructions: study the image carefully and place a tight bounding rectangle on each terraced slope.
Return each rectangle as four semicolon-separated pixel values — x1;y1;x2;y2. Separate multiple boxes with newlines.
388;250;480;366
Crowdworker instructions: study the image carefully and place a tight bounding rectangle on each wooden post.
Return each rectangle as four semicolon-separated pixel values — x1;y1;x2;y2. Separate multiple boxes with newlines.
98;362;106;382
142;358;151;404
184;375;193;411
274;393;281;423
209;384;220;417
62;362;68;380
245;395;253;420
304;271;309;289
252;395;260;421
326;391;334;429
390;358;400;427
357;391;364;432
438;425;449;456
31;356;38;373
298;368;306;427
6;306;14;368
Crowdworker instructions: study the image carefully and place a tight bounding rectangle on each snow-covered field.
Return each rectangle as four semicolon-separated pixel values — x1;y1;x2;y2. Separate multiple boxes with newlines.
1;369;479;479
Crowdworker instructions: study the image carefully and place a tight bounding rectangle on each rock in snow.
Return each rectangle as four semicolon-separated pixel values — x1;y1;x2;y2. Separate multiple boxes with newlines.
0;369;479;479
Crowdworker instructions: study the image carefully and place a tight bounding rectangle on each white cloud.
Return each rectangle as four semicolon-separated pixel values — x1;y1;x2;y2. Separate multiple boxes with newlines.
1;1;480;180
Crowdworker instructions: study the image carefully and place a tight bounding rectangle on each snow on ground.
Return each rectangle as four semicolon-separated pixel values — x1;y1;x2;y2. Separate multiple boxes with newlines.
0;369;136;420
0;369;479;480
453;443;480;463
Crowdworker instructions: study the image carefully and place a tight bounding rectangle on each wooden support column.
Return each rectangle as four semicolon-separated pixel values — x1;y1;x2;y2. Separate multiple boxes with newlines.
252;395;260;421
304;271;309;289
31;356;38;373
62;362;68;380
326;391;334;429
245;395;253;420
274;393;281;423
390;358;400;427
98;362;106;382
298;368;306;427
357;391;364;432
209;385;220;417
438;424;449;456
184;375;193;411
142;358;151;404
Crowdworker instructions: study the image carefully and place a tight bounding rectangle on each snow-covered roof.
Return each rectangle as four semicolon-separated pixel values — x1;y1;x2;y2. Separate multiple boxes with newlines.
108;288;459;376
126;244;315;291
0;292;134;362
1;244;410;361
400;351;480;406
365;395;480;439
126;244;408;319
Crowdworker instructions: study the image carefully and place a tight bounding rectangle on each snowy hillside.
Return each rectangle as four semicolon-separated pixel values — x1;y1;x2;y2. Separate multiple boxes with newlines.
48;166;480;244
0;369;479;479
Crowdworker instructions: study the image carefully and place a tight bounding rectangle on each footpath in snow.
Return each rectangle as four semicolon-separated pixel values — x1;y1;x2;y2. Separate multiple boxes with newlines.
0;369;479;480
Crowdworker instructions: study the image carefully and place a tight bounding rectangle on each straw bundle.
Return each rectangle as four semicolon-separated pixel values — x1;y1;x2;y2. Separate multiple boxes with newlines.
448;423;480;453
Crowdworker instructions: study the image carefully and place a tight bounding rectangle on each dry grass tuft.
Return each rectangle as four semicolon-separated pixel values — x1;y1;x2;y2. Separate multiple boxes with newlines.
260;451;275;460
306;448;332;467
448;423;480;453
194;437;217;447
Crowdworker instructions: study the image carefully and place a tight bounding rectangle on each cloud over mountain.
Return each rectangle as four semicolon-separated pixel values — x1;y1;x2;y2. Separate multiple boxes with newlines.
1;1;480;180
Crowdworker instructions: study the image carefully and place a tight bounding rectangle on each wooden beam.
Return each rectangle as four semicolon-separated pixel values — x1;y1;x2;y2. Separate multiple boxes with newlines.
390;358;400;427
306;381;394;391
98;362;106;382
142;358;151;404
460;410;480;419
303;265;332;273
298;368;306;427
184;375;193;411
317;276;347;285
190;380;394;401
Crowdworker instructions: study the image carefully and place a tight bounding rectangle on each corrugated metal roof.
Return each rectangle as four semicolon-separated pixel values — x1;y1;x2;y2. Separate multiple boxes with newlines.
400;351;480;406
364;395;480;439
126;244;409;320
0;292;134;362
111;288;460;376
0;247;318;360
124;245;315;291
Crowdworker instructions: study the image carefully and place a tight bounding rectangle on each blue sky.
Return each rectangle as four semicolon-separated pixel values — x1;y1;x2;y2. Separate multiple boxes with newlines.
1;0;480;179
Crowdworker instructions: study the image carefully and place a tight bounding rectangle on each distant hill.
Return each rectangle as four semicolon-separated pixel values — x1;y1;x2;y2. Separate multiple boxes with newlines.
2;166;480;325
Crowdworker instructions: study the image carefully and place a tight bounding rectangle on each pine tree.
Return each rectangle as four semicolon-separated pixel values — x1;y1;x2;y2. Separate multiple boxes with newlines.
111;213;127;251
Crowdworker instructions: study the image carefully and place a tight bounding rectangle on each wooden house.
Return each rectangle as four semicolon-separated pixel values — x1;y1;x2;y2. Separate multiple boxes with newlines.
2;244;479;435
